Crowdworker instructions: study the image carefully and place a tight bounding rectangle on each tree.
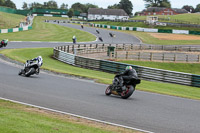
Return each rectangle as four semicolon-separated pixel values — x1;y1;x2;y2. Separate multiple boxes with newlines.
194;4;200;12
71;2;86;13
22;2;28;10
182;5;194;13
4;0;16;9
119;0;133;15
84;3;98;13
160;0;171;8
144;0;171;8
46;0;58;9
0;0;5;6
67;8;74;18
60;3;68;9
107;4;120;9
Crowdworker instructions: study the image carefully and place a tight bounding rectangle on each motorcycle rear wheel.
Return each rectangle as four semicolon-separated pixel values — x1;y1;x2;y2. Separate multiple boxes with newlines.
121;85;135;99
25;68;35;77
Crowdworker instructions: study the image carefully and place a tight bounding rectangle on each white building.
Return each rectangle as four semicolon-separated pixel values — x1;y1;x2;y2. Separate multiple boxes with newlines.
88;8;129;20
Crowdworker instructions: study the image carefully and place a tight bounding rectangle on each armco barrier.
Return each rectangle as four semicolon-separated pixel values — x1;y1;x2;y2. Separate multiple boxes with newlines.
53;45;200;88
0;26;32;33
66;21;200;35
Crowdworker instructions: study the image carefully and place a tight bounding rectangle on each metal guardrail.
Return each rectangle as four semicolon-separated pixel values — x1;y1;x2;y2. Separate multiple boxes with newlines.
57;44;200;53
53;45;200;88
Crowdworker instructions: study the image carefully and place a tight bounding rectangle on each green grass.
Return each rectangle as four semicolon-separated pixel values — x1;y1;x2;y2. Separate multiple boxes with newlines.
0;99;137;133
0;16;96;42
119;60;200;75
1;48;200;100
0;12;25;29
132;13;200;24
125;31;200;45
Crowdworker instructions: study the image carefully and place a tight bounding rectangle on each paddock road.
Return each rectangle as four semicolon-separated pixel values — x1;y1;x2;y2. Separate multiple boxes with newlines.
0;21;200;133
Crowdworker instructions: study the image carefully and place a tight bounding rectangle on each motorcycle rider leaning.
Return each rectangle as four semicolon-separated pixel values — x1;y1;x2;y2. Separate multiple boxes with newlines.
27;56;43;74
118;66;138;88
29;56;43;66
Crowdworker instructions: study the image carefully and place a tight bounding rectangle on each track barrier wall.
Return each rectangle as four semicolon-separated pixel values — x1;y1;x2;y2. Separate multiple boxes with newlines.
53;44;200;88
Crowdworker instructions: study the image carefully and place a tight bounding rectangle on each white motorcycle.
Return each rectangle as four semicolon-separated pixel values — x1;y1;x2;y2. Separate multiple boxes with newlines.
18;56;43;77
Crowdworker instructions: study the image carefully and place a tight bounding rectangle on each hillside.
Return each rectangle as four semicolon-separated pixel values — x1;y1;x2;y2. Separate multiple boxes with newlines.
0;12;25;29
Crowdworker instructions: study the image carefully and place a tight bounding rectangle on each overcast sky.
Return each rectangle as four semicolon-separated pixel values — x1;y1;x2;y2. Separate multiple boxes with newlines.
12;0;200;14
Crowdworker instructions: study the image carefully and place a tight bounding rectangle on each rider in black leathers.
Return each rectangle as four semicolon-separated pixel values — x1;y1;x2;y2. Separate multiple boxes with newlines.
118;66;138;87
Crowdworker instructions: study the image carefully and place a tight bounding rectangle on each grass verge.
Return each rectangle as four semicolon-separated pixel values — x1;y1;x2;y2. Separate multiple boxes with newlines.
0;16;96;42
0;99;138;133
0;12;25;29
125;31;200;45
119;60;200;75
132;13;200;24
0;48;200;100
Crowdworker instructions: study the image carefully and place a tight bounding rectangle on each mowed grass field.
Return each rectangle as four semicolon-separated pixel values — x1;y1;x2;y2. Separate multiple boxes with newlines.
0;12;25;29
0;99;139;133
125;31;200;45
1;48;200;100
132;13;200;24
0;16;96;42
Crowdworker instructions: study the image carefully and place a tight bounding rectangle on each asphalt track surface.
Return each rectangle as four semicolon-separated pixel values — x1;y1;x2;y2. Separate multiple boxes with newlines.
0;22;200;133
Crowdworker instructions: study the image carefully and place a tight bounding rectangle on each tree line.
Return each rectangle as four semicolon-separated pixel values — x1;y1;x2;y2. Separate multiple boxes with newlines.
0;0;200;16
0;0;16;9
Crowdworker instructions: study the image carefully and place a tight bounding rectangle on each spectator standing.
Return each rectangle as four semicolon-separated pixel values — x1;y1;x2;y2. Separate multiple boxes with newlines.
72;35;76;44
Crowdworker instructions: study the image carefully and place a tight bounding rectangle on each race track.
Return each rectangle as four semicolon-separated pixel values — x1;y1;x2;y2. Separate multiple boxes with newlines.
0;21;200;133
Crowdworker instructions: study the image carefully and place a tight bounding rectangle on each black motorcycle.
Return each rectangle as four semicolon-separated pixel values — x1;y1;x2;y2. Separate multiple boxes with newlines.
18;60;40;77
105;75;140;99
0;39;8;48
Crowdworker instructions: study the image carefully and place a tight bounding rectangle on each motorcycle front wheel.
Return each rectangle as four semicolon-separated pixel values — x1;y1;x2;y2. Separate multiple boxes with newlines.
105;85;112;96
120;85;135;99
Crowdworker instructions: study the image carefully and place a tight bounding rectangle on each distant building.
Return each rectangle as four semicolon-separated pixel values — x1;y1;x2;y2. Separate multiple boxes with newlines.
138;7;188;16
88;8;129;20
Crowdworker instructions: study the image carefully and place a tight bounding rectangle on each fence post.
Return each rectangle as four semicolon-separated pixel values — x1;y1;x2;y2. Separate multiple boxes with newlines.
162;45;164;50
72;45;74;53
150;53;153;61
198;55;200;62
186;55;189;62
126;51;128;59
174;54;177;62
115;51;118;59
67;45;69;52
162;53;165;62
138;52;141;60
64;46;66;52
